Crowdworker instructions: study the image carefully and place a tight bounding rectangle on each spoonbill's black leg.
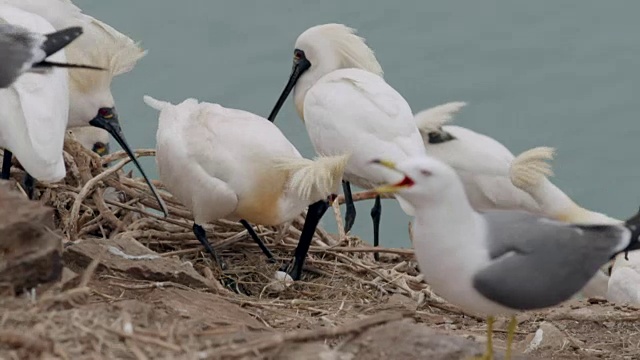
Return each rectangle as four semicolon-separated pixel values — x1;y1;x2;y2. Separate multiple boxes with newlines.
342;181;356;233
192;223;247;294
2;150;36;200
1;150;12;180
280;199;330;280
239;219;275;263
23;173;35;199
371;195;382;261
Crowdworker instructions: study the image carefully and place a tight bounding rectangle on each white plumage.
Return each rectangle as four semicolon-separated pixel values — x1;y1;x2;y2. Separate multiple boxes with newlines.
146;95;348;227
1;0;167;215
269;23;426;221
0;4;69;182
372;155;640;359
68;126;109;153
414;101;623;298
415;101;620;224
0;0;147;127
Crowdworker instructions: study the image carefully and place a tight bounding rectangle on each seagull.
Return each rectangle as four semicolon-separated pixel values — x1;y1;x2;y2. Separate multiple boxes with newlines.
414;102;620;297
0;4;101;199
268;23;426;259
0;23;103;88
144;95;348;290
371;156;640;360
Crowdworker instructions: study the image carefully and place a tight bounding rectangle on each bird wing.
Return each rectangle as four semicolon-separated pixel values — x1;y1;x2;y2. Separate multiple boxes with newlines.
303;68;425;187
0;23;44;87
0;6;68;181
473;210;629;310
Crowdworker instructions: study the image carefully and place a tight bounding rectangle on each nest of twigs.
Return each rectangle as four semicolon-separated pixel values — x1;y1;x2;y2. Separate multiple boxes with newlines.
5;136;640;359
0;135;452;358
31;136;432;299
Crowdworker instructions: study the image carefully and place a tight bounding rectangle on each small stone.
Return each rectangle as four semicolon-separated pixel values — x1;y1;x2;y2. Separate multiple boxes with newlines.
523;321;568;353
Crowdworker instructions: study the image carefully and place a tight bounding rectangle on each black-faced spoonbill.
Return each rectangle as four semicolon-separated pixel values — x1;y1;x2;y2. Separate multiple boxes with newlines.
371;156;640;360
0;4;101;198
414;101;620;223
68;126;110;157
268;23;426;260
8;0;170;215
414;101;621;298
144;95;349;291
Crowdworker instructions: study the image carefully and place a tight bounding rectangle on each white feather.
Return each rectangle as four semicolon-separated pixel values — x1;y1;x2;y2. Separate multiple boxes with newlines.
0;5;68;182
273;154;349;201
509;147;555;189
414;101;467;134
147;95;344;226
286;24;426;218
67;126;108;151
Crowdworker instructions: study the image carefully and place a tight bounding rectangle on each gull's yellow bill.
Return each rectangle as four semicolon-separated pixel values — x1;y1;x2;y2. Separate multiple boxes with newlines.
370;159;415;194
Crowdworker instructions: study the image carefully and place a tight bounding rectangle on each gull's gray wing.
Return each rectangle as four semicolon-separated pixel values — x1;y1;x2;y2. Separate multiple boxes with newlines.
0;23;42;88
472;210;629;310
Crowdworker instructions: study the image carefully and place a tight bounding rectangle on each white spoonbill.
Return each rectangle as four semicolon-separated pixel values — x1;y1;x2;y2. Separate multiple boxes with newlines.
268;23;426;259
415;101;619;223
371;156;640;360
144;95;348;288
0;4;94;198
414;102;620;297
3;0;168;215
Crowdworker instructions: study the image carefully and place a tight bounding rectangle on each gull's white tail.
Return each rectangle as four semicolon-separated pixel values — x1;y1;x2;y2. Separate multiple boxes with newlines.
414;101;467;133
510;146;555;189
274;154;350;202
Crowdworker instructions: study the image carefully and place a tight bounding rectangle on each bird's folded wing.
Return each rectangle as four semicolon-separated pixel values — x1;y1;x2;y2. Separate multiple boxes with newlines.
13;67;68;163
473;210;628;310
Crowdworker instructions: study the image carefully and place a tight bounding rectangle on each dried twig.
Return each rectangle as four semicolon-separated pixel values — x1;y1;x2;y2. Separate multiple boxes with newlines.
209;312;406;358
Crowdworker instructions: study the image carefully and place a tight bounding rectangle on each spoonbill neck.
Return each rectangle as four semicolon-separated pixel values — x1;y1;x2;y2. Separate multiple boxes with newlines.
292;70;324;121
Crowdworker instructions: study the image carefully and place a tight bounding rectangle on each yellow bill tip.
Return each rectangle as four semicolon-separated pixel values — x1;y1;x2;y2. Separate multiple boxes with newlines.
370;159;397;170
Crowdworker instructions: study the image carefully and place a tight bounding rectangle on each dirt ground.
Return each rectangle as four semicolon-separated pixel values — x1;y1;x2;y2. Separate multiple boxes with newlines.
2;143;640;360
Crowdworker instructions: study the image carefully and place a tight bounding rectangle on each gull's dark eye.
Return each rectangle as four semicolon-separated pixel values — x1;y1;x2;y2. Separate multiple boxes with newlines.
294;49;304;60
420;169;432;176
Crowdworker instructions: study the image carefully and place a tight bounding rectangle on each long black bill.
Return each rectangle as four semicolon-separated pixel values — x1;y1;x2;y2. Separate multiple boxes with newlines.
33;61;106;71
267;56;310;122
90;107;169;217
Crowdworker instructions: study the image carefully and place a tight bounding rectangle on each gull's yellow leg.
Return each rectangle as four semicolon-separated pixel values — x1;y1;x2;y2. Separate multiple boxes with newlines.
505;315;517;360
471;316;494;360
485;316;494;360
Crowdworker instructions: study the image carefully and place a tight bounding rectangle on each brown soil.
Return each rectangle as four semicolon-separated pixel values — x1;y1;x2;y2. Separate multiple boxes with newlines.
1;140;639;360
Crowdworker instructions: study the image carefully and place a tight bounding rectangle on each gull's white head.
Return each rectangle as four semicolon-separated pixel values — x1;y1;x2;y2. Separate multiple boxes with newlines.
268;23;383;122
371;156;461;206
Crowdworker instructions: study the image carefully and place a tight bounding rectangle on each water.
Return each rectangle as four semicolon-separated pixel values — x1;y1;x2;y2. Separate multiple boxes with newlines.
75;0;640;248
